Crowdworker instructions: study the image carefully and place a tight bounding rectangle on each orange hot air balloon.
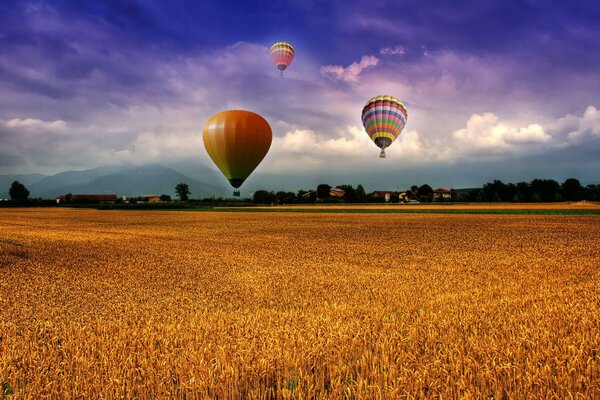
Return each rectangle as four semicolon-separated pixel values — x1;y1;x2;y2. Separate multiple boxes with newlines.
202;110;272;196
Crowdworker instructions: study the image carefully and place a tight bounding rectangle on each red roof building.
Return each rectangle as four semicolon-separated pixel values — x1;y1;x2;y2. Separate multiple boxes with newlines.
56;194;117;203
433;188;452;200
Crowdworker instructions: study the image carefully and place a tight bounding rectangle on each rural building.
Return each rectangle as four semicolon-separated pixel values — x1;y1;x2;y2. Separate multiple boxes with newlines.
141;195;162;203
433;188;452;200
302;188;346;199
370;191;397;202
56;194;117;203
329;188;345;198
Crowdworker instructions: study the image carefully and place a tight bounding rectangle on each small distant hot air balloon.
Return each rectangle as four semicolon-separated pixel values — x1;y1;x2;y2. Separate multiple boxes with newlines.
203;110;272;196
361;95;408;158
269;42;295;75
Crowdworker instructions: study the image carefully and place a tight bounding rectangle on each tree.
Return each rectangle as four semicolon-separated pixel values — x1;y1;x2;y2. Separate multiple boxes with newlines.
9;180;30;202
418;184;433;202
407;185;419;200
159;194;171;202
253;190;276;204
515;182;532;202
175;183;191;201
530;179;560;202
561;178;583;201
297;189;316;203
355;184;367;202
583;184;600;201
482;180;505;202
336;184;357;202
275;191;295;205
316;184;331;200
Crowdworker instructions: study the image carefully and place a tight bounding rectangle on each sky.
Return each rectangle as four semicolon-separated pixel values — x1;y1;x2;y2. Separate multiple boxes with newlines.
1;0;599;190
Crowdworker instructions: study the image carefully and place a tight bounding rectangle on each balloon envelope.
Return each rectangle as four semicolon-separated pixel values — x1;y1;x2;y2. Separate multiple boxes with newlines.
269;42;295;74
361;95;408;158
203;110;272;189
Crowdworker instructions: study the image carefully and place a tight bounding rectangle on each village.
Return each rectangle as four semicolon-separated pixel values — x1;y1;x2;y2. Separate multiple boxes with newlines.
52;186;454;205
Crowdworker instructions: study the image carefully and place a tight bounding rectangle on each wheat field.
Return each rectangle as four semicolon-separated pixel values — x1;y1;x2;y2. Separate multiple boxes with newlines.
1;208;598;399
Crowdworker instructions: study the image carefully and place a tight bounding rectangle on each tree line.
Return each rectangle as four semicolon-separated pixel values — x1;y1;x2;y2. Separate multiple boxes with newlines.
459;178;599;202
252;178;600;204
3;178;600;205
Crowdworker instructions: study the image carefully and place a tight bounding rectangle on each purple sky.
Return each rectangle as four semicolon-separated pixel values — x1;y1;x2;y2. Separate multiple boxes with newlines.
1;0;599;189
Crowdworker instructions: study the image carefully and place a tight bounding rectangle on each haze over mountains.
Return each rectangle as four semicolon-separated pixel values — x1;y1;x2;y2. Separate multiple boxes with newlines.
0;164;226;199
2;156;598;200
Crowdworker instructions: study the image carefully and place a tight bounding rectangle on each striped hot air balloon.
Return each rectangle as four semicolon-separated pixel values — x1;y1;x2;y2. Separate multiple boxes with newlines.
361;95;408;158
203;110;272;197
269;42;295;75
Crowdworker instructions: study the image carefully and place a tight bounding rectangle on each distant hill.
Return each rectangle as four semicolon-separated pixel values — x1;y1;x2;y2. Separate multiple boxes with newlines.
1;164;227;199
0;173;46;198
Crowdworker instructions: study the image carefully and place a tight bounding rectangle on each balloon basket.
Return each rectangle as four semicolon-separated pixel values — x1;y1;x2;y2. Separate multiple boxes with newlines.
379;150;386;158
233;190;240;197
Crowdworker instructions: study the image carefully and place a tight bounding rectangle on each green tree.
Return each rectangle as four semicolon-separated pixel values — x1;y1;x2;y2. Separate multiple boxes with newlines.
482;180;506;202
175;183;191;201
9;180;30;202
418;184;433;202
336;184;357;202
275;191;295;205
583;184;600;201
355;184;367;202
407;185;419;200
449;189;457;202
530;179;560;202
253;190;276;204
296;189;315;203
159;194;171;202
561;178;583;201
515;181;532;202
316;184;331;200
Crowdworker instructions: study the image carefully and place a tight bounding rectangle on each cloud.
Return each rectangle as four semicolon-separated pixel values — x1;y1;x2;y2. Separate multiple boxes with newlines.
1;2;598;185
320;55;379;83
4;118;67;132
452;112;550;155
272;126;370;166
268;124;439;172
564;106;600;143
379;46;406;56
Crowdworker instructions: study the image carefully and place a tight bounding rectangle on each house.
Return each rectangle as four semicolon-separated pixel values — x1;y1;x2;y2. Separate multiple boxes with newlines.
370;191;397;202
329;188;345;198
141;195;162;203
56;194;117;203
302;188;346;199
433;188;452;200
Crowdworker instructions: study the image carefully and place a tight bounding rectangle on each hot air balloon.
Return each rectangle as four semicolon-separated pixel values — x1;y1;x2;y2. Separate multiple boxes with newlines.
203;110;272;196
269;42;295;75
361;95;408;158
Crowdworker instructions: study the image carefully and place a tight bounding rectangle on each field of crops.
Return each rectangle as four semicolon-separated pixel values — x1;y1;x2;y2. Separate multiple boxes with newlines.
1;208;598;398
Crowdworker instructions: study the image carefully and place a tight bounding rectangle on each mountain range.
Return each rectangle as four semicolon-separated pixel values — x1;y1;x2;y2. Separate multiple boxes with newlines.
0;164;227;199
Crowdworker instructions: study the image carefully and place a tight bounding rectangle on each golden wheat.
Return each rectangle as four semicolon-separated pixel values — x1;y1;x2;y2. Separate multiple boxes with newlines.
1;208;598;399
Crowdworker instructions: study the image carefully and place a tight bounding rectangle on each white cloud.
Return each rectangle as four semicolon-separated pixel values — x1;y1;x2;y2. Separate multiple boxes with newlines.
452;112;550;154
4;118;67;132
565;106;600;143
379;46;406;56
320;55;379;82
391;130;426;158
273;126;369;158
269;124;438;171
